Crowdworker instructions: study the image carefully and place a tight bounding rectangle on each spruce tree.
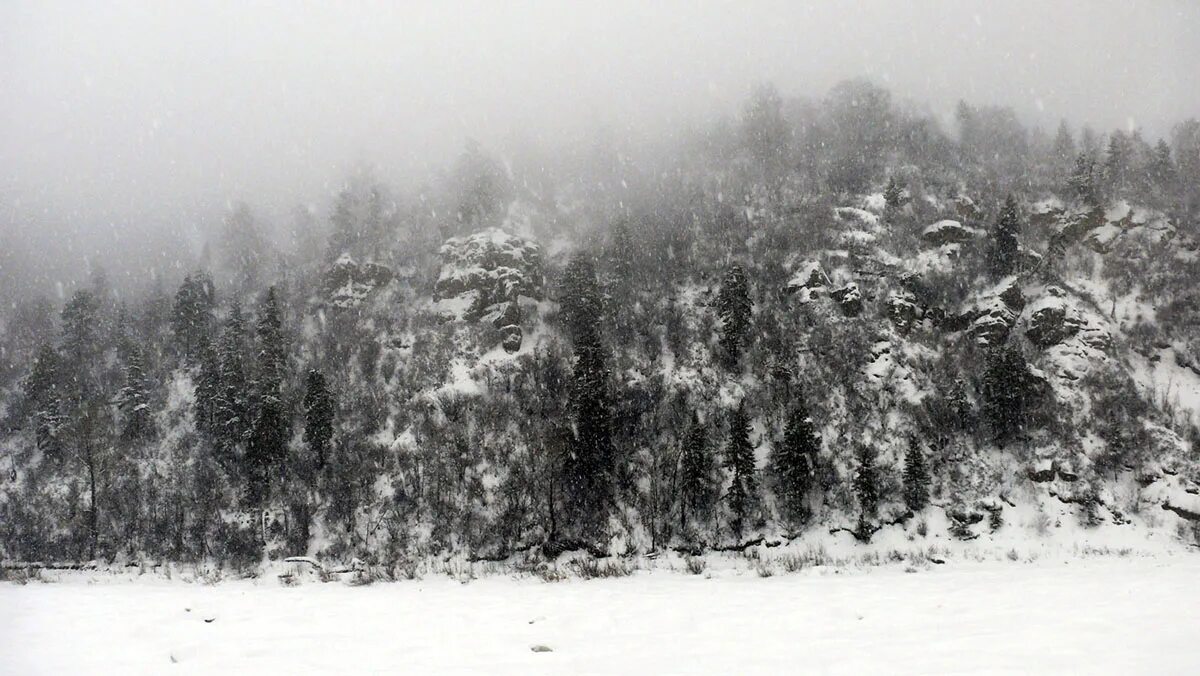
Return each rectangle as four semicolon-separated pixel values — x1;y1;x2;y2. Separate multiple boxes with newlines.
302;369;335;471
981;343;1034;448
715;264;753;368
560;253;605;343
561;256;613;532
215;303;250;469
772;398;820;522
883;176;904;210
1068;152;1099;206
171;271;215;362
852;444;879;521
678;413;714;532
724;403;757;534
117;348;153;442
194;334;222;439
23;344;64;457
989;194;1021;277
902;437;930;512
247;287;289;504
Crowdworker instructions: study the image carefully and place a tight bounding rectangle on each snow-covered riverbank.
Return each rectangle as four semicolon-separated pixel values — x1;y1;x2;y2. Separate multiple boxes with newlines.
3;556;1198;674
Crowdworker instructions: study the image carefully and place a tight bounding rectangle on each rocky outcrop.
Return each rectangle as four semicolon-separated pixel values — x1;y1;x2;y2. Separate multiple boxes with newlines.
920;219;984;247
968;277;1024;346
325;254;395;308
434;228;545;352
1026;288;1084;348
784;260;831;303
830;283;863;317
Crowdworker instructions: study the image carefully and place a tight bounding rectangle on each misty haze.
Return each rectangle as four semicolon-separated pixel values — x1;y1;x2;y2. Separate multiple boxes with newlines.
2;2;1200;674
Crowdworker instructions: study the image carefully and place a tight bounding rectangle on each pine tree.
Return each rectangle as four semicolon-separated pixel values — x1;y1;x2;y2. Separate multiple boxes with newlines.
989;194;1021;277
303;369;334;471
561;256;613;533
772;398;821;522
981;343;1034;448
902;437;930;512
247;287;289;504
678;413;714;532
171;272;215;362
883;176;904;210
559;253;605;343
1052;119;1075;165
215;303;250;469
715;264;753;368
1103;129;1133;196
116;348;153;442
1149;139;1176;195
1068;152;1099;206
852;444;879;521
194;334;222;439
724;403;757;534
23;344;64;458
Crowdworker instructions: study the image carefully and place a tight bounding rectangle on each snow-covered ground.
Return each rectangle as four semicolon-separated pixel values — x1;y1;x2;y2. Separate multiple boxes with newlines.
3;557;1199;675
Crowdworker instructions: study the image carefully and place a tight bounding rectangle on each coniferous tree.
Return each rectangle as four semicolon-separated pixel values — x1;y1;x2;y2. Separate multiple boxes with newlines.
715;264;753;368
560;253;605;343
902;437;930;512
171;272;215;362
981;343;1036;448
724;403;757;534
194;335;222;439
852;444;879;521
989;194;1021;277
772;398;821;523
247;287;289;504
23;344;65;457
215;303;250;470
883;176;904;210
1051;120;1075;166
1068;152;1100;206
302;369;335;471
1149;139;1176;197
116;348;153;442
678;412;714;532
561;256;613;533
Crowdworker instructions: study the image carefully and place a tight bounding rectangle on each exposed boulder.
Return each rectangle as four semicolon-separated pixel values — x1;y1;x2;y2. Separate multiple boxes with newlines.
968;277;1024;346
325;254;395;308
784;260;831;303
434;228;545;351
920;220;985;247
887;291;922;332
829;283;863;317
1026;288;1084;348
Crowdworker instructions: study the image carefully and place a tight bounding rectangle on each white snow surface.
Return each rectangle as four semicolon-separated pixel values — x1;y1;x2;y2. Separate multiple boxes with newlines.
4;558;1200;675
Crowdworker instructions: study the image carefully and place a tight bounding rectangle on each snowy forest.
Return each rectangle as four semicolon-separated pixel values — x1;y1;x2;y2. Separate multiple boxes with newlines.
3;78;1200;573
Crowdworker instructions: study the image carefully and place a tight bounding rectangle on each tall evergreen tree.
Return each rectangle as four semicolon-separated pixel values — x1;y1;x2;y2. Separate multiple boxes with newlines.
678;412;714;532
194;334;222;439
981;343;1036;448
171;271;215;362
852;444;880;521
724;403;757;534
989;194;1021;277
215;303;250;470
23;344;65;457
902;437;930;512
247;287;289;504
116;348;153;442
772;397;821;523
715;264;753;368
560;256;613;533
1051;119;1075;165
1068;152;1100;206
883;176;904;211
559;253;605;343
302;369;335;471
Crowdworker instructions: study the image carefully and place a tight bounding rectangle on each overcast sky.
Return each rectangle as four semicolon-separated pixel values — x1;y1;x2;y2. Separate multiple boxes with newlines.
1;0;1198;292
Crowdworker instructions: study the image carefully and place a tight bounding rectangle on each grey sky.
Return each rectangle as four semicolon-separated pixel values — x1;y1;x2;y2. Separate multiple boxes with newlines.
1;0;1197;292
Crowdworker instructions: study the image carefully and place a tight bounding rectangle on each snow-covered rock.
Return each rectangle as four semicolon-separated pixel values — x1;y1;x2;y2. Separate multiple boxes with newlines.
434;228;545;351
325;254;395;308
920;220;985;247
